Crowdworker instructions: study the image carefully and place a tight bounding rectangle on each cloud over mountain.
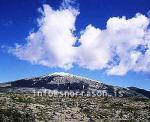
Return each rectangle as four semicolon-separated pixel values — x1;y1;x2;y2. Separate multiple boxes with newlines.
10;0;150;76
10;1;79;70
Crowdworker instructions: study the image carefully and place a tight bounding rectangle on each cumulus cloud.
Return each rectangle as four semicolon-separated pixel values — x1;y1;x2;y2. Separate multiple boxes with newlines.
9;0;150;76
10;1;79;69
78;14;150;76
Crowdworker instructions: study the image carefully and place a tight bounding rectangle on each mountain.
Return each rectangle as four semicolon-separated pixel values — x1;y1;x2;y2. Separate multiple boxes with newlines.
0;72;150;121
0;72;149;98
127;87;150;98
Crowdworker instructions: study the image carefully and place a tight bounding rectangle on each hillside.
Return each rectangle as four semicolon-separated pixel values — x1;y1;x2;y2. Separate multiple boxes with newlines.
0;93;150;122
0;72;149;98
0;72;150;121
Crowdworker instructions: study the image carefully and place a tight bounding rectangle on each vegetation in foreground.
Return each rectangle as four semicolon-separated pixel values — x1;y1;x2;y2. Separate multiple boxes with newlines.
0;93;150;122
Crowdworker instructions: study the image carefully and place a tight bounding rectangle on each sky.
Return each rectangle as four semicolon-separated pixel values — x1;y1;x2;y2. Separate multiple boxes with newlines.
0;0;150;90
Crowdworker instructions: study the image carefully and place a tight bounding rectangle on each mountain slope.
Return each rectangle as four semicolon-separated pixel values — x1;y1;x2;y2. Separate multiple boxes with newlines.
128;87;150;98
0;93;150;122
0;72;149;98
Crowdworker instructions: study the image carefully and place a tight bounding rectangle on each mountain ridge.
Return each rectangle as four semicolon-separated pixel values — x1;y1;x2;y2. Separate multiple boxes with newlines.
0;72;149;98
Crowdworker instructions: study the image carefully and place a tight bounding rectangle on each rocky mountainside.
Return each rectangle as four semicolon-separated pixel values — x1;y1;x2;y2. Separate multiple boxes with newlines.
0;72;150;121
0;72;149;98
127;87;150;98
0;93;150;122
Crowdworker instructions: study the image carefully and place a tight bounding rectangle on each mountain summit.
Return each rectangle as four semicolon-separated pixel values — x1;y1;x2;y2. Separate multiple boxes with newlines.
0;72;149;98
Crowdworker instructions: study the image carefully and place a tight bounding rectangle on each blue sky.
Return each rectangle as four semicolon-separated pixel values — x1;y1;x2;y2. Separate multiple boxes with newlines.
0;0;150;90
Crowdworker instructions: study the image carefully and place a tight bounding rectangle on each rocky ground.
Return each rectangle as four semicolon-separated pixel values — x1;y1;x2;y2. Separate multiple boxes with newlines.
0;93;150;122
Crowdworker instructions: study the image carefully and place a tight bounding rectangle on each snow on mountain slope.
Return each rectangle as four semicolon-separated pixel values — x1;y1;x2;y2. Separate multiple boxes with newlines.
0;72;149;98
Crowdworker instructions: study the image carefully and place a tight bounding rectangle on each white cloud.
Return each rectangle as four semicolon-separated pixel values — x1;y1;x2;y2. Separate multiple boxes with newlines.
105;14;150;75
9;0;150;76
10;2;79;70
77;14;150;75
77;25;112;70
